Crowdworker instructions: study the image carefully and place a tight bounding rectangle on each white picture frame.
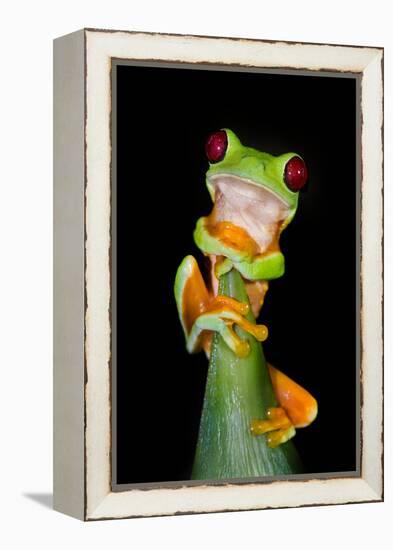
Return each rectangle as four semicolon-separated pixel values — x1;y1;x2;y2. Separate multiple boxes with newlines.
53;28;383;520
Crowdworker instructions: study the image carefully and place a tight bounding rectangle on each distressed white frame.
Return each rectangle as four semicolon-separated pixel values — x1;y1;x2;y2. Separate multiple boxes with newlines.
53;29;383;521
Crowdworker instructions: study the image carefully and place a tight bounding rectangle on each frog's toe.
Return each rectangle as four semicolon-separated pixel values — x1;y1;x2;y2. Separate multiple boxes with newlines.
221;323;250;357
267;426;296;448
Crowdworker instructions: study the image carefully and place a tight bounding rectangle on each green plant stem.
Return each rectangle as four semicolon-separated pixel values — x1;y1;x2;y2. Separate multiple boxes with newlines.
192;268;302;480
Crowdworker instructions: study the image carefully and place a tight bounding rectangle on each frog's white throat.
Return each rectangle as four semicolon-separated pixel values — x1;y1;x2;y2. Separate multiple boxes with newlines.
209;174;290;253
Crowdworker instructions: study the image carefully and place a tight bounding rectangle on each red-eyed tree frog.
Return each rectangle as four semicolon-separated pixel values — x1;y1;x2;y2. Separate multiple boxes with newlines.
174;129;317;449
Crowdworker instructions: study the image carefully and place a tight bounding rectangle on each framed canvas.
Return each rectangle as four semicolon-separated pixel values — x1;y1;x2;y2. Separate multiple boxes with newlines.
53;28;383;520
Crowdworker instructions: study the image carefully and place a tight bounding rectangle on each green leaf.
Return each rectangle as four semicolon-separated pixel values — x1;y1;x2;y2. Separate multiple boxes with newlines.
192;268;302;480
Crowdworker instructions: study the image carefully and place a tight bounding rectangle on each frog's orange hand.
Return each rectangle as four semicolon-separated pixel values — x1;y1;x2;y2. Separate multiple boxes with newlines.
174;255;268;357
251;364;318;447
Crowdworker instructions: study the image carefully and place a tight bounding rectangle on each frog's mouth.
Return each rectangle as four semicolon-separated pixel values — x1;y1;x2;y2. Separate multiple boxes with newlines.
208;174;290;252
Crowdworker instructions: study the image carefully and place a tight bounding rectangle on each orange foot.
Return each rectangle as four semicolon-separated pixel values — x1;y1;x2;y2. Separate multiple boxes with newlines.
250;407;296;448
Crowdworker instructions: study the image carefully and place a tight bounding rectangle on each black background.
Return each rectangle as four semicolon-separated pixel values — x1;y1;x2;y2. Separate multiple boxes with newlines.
114;63;358;485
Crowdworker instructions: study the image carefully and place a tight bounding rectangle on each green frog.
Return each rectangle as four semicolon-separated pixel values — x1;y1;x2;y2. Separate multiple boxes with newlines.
174;129;317;449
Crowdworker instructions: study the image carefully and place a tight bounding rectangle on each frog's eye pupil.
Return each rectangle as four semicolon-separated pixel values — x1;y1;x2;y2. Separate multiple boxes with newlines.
205;130;228;163
284;156;308;191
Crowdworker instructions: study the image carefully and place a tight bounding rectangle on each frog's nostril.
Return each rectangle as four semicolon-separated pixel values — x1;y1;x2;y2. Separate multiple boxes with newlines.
205;130;228;163
284;156;308;192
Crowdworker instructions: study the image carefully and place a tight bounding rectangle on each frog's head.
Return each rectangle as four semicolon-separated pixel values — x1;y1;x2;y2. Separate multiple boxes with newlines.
205;129;308;234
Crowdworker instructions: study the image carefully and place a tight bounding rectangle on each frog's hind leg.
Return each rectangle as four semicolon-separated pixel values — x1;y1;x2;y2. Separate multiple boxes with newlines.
250;364;317;448
174;255;268;357
268;365;318;428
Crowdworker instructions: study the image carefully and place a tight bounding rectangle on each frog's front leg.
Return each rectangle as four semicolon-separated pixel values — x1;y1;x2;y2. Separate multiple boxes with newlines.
174;255;268;358
188;296;268;358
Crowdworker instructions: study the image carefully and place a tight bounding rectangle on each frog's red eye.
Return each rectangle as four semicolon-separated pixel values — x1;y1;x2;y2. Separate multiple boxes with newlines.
284;156;308;191
205;130;228;163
